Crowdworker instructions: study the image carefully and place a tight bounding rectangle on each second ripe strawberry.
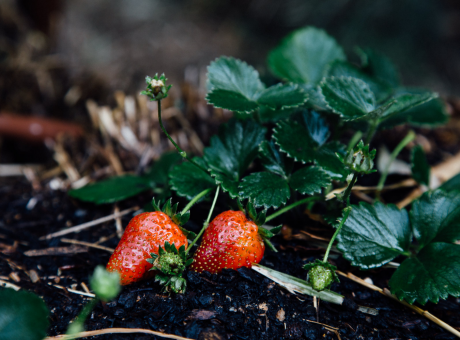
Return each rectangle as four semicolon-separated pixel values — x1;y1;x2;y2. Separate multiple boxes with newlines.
190;210;265;273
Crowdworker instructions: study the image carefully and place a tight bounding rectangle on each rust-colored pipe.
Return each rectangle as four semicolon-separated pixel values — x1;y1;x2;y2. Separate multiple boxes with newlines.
0;112;83;142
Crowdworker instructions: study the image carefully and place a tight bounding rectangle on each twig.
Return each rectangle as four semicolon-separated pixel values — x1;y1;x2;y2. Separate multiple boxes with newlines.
337;271;460;338
304;319;341;340
325;179;417;200
61;238;114;253
47;283;95;298
43;327;194;340
0;279;20;291
40;206;138;240
113;205;124;238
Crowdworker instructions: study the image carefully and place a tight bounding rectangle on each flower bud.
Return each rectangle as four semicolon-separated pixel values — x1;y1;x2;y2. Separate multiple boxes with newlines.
90;265;121;302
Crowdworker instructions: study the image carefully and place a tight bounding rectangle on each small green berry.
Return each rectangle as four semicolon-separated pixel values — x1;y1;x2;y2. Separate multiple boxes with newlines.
308;265;334;291
89;266;121;302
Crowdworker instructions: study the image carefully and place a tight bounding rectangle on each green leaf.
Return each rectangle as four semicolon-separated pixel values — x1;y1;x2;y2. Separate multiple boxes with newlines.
209;169;239;198
439;173;460;192
169;158;216;200
389;242;460;305
144;152;182;186
411;145;430;186
258;141;288;177
380;97;448;129
410;190;460;247
289;167;331;195
256;83;307;110
204;119;266;183
379;89;438;122
336;202;411;269
301;111;330;146
357;48;400;88
268;26;346;85
207;56;264;98
319;76;376;121
206;89;259;113
273;117;347;179
68;175;151;204
239;172;290;209
301;85;329;111
326;61;391;101
0;289;49;340
258;106;298;123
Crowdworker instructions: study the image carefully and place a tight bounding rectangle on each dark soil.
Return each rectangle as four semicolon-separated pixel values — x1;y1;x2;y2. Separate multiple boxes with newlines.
1;178;459;340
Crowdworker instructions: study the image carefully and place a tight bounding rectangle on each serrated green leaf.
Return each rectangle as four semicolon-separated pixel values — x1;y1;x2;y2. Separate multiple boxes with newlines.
0;289;49;340
319;76;376;121
439;173;460;192
204;119;266;187
206;89;259;113
301;85;329;111
336;202;411;269
357;48;400;88
144;152;182;186
258;141;288;177
256;83;307;110
209;169;239;198
380;97;448;129
258;106;299;123
273;118;347;179
206;56;265;113
327;61;391;101
301;111;330;146
169;158;216;200
410;190;460;247
268;26;345;85
411;145;430;186
289;167;331;195
68;175;151;204
379;89;438;122
239;172;290;209
389;242;460;305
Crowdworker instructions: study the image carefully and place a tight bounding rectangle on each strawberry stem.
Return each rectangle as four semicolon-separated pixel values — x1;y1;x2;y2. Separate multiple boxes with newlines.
157;100;208;173
265;196;322;222
181;187;214;215
185;185;220;254
322;207;351;263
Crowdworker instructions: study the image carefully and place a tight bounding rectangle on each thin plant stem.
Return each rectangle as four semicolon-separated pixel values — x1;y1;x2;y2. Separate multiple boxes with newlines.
185;186;220;254
342;172;358;206
323;207;351;262
180;188;213;215
265;196;322;223
376;130;416;198
347;131;363;151
66;298;99;336
157;100;207;173
364;119;379;145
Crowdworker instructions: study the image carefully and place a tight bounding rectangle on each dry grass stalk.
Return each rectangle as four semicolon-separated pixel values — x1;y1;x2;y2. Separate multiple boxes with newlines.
61;238;114;253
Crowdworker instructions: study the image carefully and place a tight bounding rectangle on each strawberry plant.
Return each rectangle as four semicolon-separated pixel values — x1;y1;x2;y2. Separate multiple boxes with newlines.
67;25;459;307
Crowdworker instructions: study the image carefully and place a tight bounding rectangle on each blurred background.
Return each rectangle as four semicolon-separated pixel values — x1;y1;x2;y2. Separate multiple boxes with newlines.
1;0;460;165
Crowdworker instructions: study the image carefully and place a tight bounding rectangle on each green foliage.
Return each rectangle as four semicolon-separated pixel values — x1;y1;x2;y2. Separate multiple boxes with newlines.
204;119;266;197
268;26;345;85
68;175;152;204
0;289;49;340
411;145;430;186
206;57;307;113
273;112;347;179
169;158;216;200
439;172;460;192
338;190;460;304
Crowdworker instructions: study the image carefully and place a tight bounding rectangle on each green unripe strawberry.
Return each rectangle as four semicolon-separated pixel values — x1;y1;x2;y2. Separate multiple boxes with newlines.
303;259;339;291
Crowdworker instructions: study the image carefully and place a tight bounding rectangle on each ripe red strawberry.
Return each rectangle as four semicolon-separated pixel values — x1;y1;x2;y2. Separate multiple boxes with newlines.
190;210;265;273
106;211;188;285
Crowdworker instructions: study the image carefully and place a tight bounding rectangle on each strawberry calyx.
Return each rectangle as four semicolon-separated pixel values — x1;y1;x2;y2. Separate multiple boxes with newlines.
141;73;172;101
147;242;193;294
239;200;282;252
303;259;339;291
151;198;197;240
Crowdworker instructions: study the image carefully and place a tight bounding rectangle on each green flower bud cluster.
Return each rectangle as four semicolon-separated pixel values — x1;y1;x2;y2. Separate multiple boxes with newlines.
90;265;121;302
303;260;339;291
338;140;376;174
141;73;172;101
